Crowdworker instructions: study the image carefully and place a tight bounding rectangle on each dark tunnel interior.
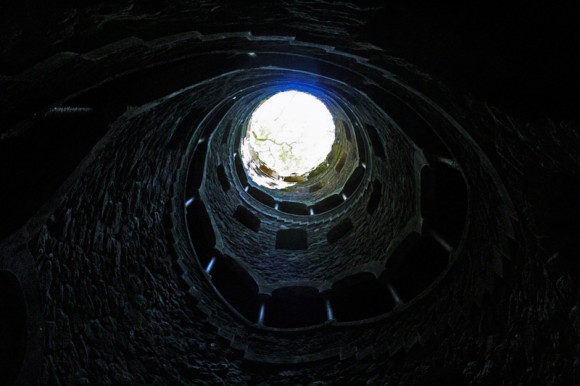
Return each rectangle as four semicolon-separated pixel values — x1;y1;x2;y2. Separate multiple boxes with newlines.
0;1;578;385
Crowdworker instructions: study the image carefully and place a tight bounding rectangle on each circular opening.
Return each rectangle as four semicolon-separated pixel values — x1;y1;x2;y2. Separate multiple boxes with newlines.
241;90;336;189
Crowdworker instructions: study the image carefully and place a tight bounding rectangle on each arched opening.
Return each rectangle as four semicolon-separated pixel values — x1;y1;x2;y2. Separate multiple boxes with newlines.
265;286;326;328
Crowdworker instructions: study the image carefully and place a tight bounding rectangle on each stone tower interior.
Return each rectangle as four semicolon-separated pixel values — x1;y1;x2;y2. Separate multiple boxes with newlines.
0;1;578;385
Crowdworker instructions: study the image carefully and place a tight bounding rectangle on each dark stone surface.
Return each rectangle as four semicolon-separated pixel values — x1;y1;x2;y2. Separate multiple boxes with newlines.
0;1;577;385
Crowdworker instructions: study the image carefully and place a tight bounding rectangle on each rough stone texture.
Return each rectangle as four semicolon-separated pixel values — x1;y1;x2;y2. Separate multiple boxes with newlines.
0;1;577;385
200;69;420;291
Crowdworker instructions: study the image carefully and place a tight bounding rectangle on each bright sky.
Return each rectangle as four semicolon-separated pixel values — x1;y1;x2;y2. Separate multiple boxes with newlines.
243;91;335;181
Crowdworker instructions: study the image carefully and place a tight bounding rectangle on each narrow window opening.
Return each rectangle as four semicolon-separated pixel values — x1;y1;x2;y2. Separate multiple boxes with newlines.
278;201;309;216
275;229;308;250
217;164;230;192
234;154;248;186
187;141;208;194
367;180;383;214
309;182;323;192
342;165;365;197
187;201;216;260
364;123;385;160
335;153;347;173
342;120;352;142
233;205;261;232
312;194;343;214
247;186;276;207
327;218;354;244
